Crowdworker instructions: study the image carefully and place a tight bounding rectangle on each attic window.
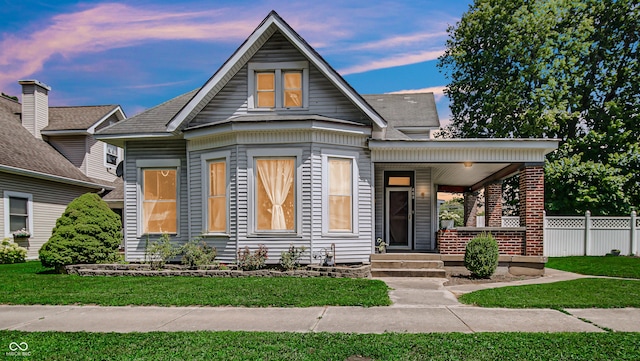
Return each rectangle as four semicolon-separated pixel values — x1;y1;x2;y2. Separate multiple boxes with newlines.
248;61;308;110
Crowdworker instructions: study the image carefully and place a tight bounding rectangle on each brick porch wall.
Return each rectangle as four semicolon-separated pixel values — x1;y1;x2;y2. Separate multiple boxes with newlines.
520;165;545;256
437;229;526;255
485;181;503;227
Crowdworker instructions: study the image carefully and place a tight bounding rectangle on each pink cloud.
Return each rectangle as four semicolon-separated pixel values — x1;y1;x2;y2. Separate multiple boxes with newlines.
351;32;448;51
339;49;444;75
0;3;257;91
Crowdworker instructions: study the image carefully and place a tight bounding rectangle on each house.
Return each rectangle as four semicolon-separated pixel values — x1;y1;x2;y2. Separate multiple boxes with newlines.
96;11;558;268
0;80;125;258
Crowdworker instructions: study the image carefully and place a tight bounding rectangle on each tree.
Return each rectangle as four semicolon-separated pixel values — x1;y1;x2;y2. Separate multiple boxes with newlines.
438;0;639;215
39;193;122;271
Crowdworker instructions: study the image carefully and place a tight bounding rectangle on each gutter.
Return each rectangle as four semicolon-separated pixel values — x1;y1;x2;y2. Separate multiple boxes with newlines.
0;164;113;190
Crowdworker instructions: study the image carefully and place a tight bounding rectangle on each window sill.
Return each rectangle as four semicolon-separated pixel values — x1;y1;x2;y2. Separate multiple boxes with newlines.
247;233;302;238
322;233;360;238
247;107;309;112
202;233;231;238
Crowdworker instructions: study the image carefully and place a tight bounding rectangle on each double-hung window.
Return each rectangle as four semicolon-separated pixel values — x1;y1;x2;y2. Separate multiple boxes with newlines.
322;151;358;234
201;151;229;234
105;143;120;167
248;149;301;235
248;61;308;110
4;191;33;237
138;160;180;235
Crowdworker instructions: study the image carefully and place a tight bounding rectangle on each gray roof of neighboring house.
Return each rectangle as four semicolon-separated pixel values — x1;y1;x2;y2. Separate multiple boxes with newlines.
102;178;124;201
45;105;120;131
98;90;198;135
0;96;106;188
362;93;440;140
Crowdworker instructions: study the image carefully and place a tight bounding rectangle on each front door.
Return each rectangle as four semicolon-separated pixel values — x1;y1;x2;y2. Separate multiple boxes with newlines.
386;187;413;250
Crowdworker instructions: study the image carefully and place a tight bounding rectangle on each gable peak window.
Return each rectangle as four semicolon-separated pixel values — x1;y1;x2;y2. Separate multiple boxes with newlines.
249;61;308;110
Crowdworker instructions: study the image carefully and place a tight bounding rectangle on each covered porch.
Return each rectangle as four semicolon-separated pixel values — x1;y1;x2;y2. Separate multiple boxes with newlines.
369;139;559;257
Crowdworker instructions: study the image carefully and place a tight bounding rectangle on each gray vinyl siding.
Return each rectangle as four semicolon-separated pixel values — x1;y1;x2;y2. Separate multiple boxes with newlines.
374;164;433;251
123;139;188;261
191;31;368;126
48;136;87;172
85;116;121;182
0;172;96;259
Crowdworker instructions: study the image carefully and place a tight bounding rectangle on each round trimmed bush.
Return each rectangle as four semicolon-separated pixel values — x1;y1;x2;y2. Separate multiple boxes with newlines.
464;232;499;278
39;193;121;271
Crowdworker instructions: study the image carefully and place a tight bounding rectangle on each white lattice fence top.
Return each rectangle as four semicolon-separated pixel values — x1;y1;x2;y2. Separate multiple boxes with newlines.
501;217;520;227
545;217;585;228
591;218;629;229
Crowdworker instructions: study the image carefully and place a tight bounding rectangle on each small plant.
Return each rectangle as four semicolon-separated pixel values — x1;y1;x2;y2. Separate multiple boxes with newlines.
181;239;218;269
237;244;268;271
0;238;27;264
12;228;30;238
464;232;499;279
145;233;180;269
279;244;307;270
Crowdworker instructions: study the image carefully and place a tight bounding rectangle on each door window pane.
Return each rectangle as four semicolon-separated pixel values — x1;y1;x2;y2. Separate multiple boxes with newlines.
143;169;177;233
256;158;295;231
208;161;226;232
328;158;352;232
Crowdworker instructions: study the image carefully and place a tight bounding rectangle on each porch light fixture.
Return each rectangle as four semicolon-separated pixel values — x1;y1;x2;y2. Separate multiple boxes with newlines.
463;162;473;168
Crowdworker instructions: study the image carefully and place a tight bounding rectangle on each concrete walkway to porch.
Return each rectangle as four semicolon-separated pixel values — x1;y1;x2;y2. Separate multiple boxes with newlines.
1;269;639;334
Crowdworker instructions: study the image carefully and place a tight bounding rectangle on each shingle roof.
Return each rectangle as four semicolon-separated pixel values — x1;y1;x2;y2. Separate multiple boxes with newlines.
0;96;104;187
45;105;119;131
102;178;124;201
98;90;198;135
362;93;440;140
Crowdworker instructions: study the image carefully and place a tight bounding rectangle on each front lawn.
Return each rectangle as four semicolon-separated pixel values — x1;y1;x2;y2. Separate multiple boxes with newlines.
546;256;640;279
0;262;390;307
1;331;638;360
459;278;640;308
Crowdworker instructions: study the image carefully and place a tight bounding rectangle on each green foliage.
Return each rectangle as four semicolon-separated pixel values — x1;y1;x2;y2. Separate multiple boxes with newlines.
0;262;391;307
0;238;27;264
144;234;180;269
464;232;499;278
279;244;307;271
237;244;269;271
180;239;218;269
39;193;121;270
546;256;640;279
439;0;640;215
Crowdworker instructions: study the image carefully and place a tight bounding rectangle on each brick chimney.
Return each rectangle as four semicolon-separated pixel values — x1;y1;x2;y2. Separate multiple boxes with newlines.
19;80;51;139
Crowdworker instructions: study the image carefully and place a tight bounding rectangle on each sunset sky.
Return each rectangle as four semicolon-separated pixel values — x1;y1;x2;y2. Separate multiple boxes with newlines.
0;1;473;122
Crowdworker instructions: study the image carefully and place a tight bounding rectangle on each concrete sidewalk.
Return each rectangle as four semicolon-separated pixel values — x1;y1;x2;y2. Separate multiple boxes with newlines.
1;269;638;333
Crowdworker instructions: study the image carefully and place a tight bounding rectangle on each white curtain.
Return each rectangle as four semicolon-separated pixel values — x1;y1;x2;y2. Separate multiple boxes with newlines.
257;159;294;230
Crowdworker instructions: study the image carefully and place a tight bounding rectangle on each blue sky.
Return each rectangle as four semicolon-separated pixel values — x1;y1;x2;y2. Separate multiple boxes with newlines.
0;0;472;123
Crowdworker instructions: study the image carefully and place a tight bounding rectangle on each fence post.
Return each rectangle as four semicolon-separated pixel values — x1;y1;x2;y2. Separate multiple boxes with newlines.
584;210;591;256
631;210;637;256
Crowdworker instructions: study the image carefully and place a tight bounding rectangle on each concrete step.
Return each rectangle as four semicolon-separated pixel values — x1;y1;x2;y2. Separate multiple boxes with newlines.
371;268;447;278
371;253;440;261
370;260;444;270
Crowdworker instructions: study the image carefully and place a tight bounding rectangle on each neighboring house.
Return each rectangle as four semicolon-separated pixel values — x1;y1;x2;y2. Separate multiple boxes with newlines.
0;80;125;258
97;11;558;264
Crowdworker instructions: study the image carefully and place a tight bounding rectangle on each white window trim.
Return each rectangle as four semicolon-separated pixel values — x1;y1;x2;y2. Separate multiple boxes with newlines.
3;191;33;238
247;61;309;110
136;159;181;237
247;148;303;237
104;143;121;169
201;151;231;236
321;149;359;236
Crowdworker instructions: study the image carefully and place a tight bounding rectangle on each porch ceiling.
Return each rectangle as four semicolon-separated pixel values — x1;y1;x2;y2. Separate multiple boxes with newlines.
431;163;515;188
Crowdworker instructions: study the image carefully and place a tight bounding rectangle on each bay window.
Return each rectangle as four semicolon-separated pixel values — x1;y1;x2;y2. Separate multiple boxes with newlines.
322;151;358;234
207;160;227;233
256;158;295;231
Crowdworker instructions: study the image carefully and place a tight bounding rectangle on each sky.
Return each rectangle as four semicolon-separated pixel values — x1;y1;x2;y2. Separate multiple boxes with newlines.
0;0;473;123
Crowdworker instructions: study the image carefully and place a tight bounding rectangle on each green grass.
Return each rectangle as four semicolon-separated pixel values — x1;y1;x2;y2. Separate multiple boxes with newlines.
546;256;640;279
1;331;638;360
0;262;390;307
459;278;640;308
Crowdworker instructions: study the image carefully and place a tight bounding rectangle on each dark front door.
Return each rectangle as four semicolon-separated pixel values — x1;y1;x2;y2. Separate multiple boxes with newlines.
385;187;412;249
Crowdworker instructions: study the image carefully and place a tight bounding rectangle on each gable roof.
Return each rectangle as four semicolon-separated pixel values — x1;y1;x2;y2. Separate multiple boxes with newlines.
44;105;124;133
0;96;110;189
362;93;440;140
165;11;386;133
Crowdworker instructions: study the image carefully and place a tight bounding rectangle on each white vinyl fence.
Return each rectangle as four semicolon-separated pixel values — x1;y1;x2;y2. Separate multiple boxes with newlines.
544;211;639;257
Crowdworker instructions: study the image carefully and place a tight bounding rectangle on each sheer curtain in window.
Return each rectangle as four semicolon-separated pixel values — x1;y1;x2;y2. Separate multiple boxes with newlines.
329;158;352;232
257;159;294;230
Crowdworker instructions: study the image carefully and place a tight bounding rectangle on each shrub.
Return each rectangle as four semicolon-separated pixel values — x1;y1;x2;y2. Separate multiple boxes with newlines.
464;232;499;278
279;244;307;270
144;233;180;269
237;244;268;271
0;238;27;264
181;239;218;269
39;193;121;271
